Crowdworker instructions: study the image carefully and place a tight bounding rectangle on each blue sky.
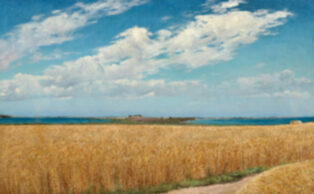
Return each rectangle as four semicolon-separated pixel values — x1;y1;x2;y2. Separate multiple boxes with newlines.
0;0;313;117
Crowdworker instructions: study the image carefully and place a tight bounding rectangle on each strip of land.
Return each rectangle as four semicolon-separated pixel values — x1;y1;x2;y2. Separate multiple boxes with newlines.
109;115;195;124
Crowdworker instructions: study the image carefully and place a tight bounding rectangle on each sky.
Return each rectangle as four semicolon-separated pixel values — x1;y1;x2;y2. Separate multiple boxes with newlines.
0;0;313;117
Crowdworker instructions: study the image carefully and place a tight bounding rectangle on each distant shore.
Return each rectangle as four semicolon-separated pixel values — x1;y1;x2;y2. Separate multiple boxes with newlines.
109;115;195;124
0;114;11;118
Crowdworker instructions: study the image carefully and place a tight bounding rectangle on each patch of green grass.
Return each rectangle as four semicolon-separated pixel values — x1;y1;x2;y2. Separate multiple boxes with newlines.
82;166;269;194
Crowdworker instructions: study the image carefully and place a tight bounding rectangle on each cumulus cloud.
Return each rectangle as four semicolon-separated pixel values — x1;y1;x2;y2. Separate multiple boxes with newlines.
0;73;45;101
0;0;149;70
216;70;313;98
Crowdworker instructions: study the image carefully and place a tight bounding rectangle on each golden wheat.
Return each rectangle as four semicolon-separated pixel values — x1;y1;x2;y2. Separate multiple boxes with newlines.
237;160;314;194
0;123;313;193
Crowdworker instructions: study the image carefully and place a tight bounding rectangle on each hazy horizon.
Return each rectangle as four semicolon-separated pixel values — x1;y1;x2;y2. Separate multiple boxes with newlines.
2;113;314;118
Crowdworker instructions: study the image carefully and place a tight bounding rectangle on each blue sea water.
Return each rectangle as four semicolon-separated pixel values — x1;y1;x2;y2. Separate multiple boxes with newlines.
1;117;314;125
186;117;314;126
0;117;110;124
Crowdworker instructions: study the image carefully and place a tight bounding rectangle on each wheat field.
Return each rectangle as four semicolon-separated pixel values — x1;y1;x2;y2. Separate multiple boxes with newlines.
0;123;313;193
237;159;314;194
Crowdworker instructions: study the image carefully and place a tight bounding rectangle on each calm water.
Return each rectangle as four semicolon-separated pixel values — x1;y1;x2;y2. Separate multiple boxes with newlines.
1;117;314;125
186;117;314;126
0;117;110;124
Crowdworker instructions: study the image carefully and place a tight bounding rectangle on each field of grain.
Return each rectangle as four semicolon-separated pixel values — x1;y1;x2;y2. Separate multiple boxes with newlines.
237;159;314;194
0;123;313;193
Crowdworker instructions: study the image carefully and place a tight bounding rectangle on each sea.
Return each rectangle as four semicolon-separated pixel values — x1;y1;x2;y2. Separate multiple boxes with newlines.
185;117;314;126
0;117;314;125
0;117;110;125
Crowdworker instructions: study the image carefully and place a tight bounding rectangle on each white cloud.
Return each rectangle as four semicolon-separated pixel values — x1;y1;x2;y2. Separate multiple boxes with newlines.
31;53;57;63
216;70;313;98
31;14;44;21
161;16;172;21
273;90;311;98
51;10;62;15
210;0;246;13
75;0;148;16
99;79;204;99
31;50;78;63
201;0;216;10
0;73;46;101
0;0;149;70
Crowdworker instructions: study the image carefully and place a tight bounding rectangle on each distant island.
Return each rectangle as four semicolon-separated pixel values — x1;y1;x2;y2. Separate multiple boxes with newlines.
109;115;195;124
0;114;11;118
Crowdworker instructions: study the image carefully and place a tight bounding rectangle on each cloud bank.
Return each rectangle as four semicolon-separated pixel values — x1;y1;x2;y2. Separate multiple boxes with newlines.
216;70;312;98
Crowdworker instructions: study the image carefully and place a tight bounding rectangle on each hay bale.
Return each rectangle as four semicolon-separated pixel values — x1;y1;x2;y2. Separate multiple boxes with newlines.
290;120;303;124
